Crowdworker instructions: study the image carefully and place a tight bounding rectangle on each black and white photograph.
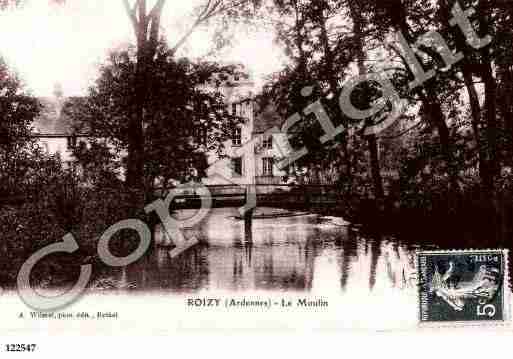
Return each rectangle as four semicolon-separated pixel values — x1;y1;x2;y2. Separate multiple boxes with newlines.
1;0;513;344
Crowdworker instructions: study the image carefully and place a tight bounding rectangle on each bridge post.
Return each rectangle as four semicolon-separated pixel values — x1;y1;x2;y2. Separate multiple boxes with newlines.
244;208;253;242
304;187;311;209
243;185;254;242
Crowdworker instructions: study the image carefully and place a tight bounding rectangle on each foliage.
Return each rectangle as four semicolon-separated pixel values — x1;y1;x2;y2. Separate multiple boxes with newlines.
69;43;243;189
256;0;513;209
0;158;135;287
0;56;42;199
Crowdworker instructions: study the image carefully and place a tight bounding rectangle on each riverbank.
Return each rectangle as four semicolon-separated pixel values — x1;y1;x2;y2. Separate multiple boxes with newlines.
306;191;513;250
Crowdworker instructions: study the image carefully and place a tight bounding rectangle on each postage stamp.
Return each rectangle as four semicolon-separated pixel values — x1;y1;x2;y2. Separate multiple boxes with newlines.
417;249;509;324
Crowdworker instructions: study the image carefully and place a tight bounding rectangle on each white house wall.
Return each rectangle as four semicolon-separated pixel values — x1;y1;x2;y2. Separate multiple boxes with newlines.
38;137;74;165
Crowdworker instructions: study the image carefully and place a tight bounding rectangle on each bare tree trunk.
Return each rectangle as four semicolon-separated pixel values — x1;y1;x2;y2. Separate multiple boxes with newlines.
368;135;384;200
315;2;352;190
462;68;486;178
499;67;513;166
482;59;499;192
475;0;499;204
123;0;166;202
348;1;384;202
438;0;486;186
391;7;457;196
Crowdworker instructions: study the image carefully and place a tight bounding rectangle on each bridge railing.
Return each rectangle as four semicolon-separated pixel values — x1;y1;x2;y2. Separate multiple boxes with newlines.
155;183;340;199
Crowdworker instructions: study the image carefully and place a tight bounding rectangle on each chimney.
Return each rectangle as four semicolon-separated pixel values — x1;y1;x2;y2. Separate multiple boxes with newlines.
53;82;64;117
53;82;63;100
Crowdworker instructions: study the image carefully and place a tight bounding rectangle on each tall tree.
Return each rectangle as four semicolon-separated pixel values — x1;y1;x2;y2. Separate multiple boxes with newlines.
121;0;258;196
71;44;242;191
0;56;41;199
122;0;167;193
260;0;352;188
261;0;392;200
347;0;384;202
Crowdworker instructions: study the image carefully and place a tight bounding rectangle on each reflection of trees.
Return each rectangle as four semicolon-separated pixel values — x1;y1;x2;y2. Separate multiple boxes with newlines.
259;248;274;286
252;240;317;291
385;251;396;288
230;237;255;289
340;228;359;291
369;236;382;290
245;241;253;268
128;244;210;292
384;241;407;289
303;241;316;290
232;229;244;286
244;221;254;268
337;229;420;292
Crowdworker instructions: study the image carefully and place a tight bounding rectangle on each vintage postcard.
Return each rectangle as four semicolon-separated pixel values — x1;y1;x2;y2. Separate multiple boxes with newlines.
1;0;513;347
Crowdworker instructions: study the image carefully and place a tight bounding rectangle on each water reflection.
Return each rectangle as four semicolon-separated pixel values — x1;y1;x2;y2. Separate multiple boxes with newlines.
112;207;420;294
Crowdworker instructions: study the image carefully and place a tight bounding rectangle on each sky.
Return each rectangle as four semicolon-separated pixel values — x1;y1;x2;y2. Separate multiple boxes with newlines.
0;0;286;97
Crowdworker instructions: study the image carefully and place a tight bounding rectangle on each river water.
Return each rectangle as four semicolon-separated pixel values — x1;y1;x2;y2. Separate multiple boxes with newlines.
110;207;426;293
4;207;511;331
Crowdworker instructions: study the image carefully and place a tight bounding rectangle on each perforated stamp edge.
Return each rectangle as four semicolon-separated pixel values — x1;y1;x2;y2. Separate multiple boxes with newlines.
415;248;511;329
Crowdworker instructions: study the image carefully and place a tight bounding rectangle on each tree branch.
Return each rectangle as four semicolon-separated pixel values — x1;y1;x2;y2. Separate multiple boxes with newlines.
170;0;252;55
123;0;138;29
149;0;166;19
148;0;166;44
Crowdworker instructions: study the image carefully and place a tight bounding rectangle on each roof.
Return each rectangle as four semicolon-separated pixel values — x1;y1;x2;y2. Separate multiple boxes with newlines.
32;92;285;137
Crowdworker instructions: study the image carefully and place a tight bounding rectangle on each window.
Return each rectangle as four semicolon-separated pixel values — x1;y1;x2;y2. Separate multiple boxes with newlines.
262;157;274;176
232;127;242;146
67;136;77;150
232;157;243;177
262;136;273;149
194;126;207;146
232;102;245;117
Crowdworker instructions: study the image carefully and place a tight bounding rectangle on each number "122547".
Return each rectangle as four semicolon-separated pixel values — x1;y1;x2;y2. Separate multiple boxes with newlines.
5;344;37;352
